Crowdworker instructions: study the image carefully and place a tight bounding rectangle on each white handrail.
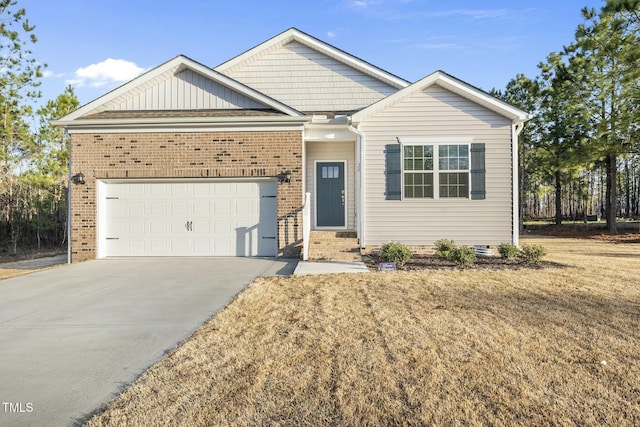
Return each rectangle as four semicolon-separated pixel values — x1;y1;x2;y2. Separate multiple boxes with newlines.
302;192;311;260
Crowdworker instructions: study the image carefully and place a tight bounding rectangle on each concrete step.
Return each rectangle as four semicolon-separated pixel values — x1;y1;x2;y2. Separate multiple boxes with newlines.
307;230;361;262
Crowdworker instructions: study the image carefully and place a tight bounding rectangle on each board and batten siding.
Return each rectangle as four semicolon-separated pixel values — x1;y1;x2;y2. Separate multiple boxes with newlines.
100;68;268;111
306;141;356;230
360;84;514;247
221;41;397;112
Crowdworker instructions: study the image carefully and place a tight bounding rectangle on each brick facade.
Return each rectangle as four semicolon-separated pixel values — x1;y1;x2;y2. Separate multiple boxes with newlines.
70;130;303;262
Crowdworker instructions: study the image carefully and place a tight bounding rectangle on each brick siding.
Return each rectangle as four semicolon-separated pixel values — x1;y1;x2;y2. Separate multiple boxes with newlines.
70;130;303;262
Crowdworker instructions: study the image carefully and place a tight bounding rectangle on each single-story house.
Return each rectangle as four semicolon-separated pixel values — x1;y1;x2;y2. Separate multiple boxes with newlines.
54;28;529;263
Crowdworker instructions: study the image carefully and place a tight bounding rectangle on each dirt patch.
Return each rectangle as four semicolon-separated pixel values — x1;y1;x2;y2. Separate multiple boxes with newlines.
0;248;67;280
524;223;640;243
0;247;66;264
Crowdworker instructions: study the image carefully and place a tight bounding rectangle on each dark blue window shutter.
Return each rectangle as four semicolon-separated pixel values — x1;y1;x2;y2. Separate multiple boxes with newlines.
470;143;486;200
385;144;402;200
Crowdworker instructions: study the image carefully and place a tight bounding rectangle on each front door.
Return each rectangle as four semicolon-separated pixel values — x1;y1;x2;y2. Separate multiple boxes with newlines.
316;162;345;227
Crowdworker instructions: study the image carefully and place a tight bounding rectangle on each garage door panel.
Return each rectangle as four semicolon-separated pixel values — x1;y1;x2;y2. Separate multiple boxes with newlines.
212;183;232;195
192;201;210;216
213;201;231;215
149;220;169;234
128;240;146;255
171;183;190;197
169;239;189;255
128;184;146;198
149;202;168;217
102;180;277;257
150;240;170;255
214;221;232;233
235;201;256;216
128;202;146;216
192;221;210;233
128;221;146;235
150;184;170;197
171;201;188;216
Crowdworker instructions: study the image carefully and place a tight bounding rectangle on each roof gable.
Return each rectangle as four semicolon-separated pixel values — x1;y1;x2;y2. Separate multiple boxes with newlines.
60;55;303;122
352;71;529;124
215;28;410;112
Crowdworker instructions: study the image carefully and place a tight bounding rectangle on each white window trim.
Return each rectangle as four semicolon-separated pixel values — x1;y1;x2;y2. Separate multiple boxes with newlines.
400;138;473;201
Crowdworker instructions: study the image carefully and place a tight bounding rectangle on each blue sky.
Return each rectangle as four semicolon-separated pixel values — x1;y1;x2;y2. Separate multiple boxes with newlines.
21;0;605;107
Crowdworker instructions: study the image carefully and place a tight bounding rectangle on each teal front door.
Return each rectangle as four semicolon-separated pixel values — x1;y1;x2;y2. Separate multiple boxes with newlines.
317;162;345;227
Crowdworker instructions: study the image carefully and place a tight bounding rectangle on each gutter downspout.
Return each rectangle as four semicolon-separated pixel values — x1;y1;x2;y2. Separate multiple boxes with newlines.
347;124;364;248
65;129;72;264
512;120;526;247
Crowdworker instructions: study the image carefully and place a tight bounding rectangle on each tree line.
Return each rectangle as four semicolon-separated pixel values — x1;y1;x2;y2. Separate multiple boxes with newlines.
0;0;79;255
494;0;640;233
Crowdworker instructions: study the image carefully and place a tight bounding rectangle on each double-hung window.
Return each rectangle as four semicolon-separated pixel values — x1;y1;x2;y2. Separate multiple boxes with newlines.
438;144;469;198
403;145;434;198
403;143;470;199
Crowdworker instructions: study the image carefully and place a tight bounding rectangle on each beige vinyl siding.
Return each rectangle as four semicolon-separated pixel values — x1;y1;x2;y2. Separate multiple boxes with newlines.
306;141;356;229
360;84;514;246
221;41;397;112
100;68;267;111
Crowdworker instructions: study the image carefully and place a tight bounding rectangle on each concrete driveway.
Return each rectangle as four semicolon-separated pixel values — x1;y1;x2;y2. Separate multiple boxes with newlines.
0;257;296;427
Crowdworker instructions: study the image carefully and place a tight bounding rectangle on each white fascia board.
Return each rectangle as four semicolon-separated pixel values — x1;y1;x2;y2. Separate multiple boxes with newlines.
63;125;306;134
53;116;309;133
215;28;409;90
59;55;303;122
352;71;530;124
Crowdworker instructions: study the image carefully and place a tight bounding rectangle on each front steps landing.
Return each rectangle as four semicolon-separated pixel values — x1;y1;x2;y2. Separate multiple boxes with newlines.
307;230;361;262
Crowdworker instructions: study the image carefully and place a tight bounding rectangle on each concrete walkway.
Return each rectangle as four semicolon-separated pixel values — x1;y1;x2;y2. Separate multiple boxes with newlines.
294;260;370;275
0;257;295;427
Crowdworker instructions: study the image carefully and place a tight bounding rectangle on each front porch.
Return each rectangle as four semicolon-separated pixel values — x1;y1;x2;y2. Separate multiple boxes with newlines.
302;117;360;261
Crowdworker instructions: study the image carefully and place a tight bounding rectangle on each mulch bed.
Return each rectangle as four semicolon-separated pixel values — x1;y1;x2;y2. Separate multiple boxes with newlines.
365;254;563;271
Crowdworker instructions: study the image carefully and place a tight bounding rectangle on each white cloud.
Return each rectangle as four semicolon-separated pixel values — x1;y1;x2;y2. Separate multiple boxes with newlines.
42;69;66;78
66;58;146;88
428;9;509;20
327;31;337;38
346;0;383;8
415;43;464;50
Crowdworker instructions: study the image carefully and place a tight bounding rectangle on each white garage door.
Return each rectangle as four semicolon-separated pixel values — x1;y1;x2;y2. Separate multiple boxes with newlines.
100;180;278;257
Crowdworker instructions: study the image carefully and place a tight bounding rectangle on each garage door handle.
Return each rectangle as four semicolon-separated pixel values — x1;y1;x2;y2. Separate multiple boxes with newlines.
262;236;276;239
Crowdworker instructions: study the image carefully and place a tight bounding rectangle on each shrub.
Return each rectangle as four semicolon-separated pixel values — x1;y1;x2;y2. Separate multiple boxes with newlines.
434;239;456;258
380;242;413;266
519;244;547;265
498;242;520;259
447;245;476;267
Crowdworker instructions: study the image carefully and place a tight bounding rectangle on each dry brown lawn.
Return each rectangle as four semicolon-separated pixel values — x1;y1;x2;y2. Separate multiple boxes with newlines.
86;237;640;426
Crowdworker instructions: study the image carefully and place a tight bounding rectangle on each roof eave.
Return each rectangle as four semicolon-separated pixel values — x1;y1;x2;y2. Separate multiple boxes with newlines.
52;115;311;132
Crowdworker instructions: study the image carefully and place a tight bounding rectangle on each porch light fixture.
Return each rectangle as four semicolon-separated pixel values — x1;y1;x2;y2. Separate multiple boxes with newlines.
277;170;292;183
71;172;85;185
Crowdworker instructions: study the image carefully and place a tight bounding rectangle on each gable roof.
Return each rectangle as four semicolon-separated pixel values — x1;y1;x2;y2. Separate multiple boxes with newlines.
351;70;530;124
56;54;303;124
215;27;410;91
